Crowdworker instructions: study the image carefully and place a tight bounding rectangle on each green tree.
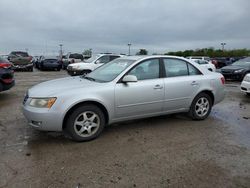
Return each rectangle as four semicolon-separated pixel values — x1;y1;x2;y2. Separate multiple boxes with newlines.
136;49;148;55
83;49;92;57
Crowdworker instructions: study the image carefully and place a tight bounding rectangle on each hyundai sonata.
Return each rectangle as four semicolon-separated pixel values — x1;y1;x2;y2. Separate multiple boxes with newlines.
23;56;225;141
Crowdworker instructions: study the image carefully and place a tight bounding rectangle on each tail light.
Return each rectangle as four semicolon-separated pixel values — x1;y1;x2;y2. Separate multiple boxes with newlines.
220;76;225;85
0;63;11;69
2;78;13;84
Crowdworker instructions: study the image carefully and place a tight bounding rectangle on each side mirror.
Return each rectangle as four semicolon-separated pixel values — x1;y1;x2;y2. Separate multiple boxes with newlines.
122;75;138;83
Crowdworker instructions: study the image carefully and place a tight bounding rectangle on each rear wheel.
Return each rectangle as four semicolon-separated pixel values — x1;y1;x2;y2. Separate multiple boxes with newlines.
65;105;105;141
247;93;250;96
189;93;212;120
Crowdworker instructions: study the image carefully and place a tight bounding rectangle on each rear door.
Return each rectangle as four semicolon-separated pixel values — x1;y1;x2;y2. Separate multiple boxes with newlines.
162;58;202;112
115;58;164;119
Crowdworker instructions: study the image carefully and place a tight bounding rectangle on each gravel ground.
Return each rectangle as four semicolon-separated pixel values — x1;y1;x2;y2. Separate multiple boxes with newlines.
0;70;249;188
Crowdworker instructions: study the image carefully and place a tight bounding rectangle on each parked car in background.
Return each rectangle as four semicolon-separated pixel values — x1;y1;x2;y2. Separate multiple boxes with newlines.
220;57;250;81
39;56;62;71
62;53;84;70
0;56;15;92
212;57;233;68
67;53;122;76
8;51;33;71
241;73;250;96
23;55;225;141
186;56;210;61
191;59;216;72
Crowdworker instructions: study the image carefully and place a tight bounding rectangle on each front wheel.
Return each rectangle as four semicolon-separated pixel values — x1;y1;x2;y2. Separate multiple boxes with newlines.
65;105;105;141
189;93;212;120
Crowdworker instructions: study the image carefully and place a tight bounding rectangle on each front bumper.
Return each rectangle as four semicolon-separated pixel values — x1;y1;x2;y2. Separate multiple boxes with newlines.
241;81;250;94
221;72;244;80
0;80;15;92
13;63;33;71
22;104;63;132
67;69;82;76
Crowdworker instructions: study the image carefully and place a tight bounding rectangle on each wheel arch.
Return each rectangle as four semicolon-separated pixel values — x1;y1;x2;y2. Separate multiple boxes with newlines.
62;100;109;130
196;90;215;105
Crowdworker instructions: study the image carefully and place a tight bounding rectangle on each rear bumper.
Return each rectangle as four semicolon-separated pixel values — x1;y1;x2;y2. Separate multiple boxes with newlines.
67;69;82;76
0;80;15;92
42;64;61;70
221;73;244;80
13;63;33;71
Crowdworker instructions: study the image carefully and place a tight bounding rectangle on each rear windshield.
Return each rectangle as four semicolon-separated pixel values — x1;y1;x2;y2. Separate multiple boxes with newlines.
11;52;29;57
69;54;83;59
0;56;9;63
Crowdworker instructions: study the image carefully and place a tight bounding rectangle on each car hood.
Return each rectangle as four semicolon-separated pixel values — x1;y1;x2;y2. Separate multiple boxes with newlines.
28;76;99;97
221;65;245;70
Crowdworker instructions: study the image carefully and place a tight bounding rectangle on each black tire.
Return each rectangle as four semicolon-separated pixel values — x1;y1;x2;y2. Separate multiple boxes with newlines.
247;93;250;96
65;105;105;141
189;93;212;120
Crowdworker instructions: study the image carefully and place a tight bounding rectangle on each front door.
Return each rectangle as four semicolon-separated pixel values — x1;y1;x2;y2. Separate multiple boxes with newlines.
115;58;164;119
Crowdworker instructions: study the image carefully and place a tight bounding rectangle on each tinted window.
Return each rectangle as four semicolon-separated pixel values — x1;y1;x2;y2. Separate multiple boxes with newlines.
69;54;83;59
128;59;160;80
163;59;188;77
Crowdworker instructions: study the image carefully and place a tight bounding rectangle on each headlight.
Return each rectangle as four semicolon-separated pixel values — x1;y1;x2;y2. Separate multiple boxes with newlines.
234;69;244;73
29;98;57;108
243;76;250;82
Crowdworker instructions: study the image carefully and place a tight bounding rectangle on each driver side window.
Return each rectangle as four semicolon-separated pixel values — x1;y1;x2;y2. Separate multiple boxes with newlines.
128;59;160;80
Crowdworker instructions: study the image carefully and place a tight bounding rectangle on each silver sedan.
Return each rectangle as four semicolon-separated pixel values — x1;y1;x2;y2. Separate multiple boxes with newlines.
23;55;225;141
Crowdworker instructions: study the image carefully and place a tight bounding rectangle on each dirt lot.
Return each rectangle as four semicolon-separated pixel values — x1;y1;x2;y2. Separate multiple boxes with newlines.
0;70;250;188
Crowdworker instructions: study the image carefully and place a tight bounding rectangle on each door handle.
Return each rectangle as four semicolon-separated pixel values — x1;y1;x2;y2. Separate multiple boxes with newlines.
154;84;163;89
191;81;198;86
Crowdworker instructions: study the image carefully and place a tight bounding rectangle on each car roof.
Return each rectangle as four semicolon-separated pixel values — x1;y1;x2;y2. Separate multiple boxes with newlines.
119;55;188;61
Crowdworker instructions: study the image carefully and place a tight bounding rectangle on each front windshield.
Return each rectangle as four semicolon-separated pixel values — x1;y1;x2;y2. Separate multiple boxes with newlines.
233;61;250;68
84;55;101;63
84;58;135;82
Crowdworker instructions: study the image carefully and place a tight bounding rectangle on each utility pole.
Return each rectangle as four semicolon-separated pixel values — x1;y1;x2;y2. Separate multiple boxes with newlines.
221;43;226;51
128;43;132;56
59;44;63;59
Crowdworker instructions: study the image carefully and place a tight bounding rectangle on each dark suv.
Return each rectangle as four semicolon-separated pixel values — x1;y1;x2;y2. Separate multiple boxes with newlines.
0;56;15;92
8;51;33;71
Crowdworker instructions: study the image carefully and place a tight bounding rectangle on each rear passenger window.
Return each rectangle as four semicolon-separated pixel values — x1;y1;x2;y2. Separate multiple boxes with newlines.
163;59;188;77
188;63;202;75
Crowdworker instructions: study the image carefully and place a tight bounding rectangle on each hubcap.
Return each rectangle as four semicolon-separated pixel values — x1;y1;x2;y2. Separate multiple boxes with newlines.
195;97;209;117
74;111;100;137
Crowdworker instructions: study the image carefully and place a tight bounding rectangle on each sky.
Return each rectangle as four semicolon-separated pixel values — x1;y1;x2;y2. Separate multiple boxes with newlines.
0;0;250;56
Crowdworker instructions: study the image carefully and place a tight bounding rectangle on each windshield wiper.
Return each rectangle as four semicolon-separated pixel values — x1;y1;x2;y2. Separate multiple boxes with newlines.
83;76;96;81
